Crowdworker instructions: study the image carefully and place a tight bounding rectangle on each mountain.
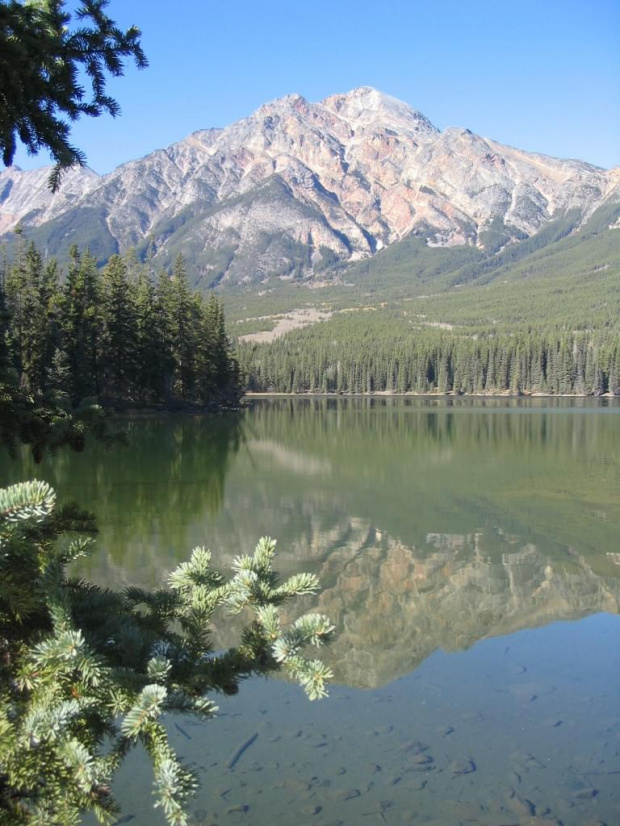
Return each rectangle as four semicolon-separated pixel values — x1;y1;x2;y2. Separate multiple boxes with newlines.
0;164;99;236
1;87;618;289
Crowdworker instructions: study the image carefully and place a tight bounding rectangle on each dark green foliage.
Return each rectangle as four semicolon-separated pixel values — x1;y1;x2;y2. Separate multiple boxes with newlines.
100;254;138;399
239;309;620;397
342;231;482;292
477;217;527;255
315;245;339;272
0;270;119;461
0;382;119;463
0;0;147;189
1;241;243;409
60;246;103;401
168;254;197;398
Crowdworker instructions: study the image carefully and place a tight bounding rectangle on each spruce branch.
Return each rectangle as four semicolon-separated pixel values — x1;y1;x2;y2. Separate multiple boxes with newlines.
275;571;321;597
120;684;167;739
0;476;334;825
0;480;55;524
147;655;172;684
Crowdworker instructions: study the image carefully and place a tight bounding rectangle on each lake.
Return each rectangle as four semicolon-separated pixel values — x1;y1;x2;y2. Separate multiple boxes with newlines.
4;397;620;826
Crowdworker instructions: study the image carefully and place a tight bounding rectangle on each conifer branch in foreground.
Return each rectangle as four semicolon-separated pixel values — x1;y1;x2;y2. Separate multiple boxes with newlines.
0;482;334;825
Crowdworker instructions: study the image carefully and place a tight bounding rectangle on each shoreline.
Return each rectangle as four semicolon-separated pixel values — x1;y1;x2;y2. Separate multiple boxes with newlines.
243;391;619;400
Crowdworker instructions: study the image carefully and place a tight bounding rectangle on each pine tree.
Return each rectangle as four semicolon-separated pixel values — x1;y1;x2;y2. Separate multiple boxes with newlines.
4;231;28;382
15;243;46;394
0;0;147;190
155;267;178;405
203;295;241;405
60;247;103;403
134;265;163;404
0;275;117;462
101;255;137;402
170;255;197;400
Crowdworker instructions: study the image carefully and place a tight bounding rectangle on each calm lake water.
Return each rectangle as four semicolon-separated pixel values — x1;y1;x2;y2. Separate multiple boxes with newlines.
5;397;620;826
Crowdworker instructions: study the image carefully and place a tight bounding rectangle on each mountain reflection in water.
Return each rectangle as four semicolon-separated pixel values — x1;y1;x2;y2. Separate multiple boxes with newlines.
4;398;619;692
308;525;619;687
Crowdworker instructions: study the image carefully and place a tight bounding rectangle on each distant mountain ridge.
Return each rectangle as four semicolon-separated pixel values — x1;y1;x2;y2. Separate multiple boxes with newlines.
1;87;619;287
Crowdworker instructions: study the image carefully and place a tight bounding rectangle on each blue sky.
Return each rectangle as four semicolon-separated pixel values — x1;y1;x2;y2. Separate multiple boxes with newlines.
12;0;620;173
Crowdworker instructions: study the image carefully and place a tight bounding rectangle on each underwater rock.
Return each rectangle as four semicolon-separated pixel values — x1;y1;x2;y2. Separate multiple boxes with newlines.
283;777;311;793
451;758;476;775
410;753;434;765
446;801;483;819
573;787;598;800
509;796;535;817
329;788;361;801
399;740;429;754
519;818;563;826
511;752;547;770
225;803;249;814
299;805;322;816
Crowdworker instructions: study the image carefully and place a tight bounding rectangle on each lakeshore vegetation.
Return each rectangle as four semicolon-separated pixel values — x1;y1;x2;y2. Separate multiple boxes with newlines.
2;242;242;410
238;315;620;396
2;236;619;403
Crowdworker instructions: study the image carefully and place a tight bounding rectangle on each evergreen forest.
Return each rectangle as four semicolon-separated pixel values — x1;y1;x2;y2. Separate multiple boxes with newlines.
230;203;620;397
3;231;620;402
1;241;242;410
239;315;620;396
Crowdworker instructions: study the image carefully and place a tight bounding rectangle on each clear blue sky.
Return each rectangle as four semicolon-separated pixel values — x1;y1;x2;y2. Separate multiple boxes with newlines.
12;0;620;173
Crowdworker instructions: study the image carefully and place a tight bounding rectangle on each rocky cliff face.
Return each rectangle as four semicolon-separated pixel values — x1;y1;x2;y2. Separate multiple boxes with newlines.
1;87;618;284
0;164;99;236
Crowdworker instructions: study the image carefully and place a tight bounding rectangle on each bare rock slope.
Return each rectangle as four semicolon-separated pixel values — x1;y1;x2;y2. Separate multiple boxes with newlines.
1;87;618;285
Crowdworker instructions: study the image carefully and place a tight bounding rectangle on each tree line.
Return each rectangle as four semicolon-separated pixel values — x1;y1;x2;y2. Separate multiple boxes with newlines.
239;318;620;396
1;241;242;409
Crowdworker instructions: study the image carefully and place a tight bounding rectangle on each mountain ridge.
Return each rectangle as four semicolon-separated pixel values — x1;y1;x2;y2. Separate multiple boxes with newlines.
1;87;619;288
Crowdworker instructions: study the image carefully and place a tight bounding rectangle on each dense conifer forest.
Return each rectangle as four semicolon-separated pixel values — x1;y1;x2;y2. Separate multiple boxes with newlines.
3;234;619;402
1;241;241;409
238;314;620;396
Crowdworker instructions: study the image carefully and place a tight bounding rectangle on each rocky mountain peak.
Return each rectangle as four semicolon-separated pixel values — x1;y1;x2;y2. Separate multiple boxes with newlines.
321;86;438;133
1;87;618;287
255;92;309;119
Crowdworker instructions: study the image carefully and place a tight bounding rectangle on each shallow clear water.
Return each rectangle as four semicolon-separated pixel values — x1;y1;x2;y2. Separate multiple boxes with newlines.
4;397;620;825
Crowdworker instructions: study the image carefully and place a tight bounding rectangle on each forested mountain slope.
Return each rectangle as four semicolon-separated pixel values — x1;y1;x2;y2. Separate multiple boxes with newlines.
235;202;620;396
2;88;618;397
227;200;620;329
